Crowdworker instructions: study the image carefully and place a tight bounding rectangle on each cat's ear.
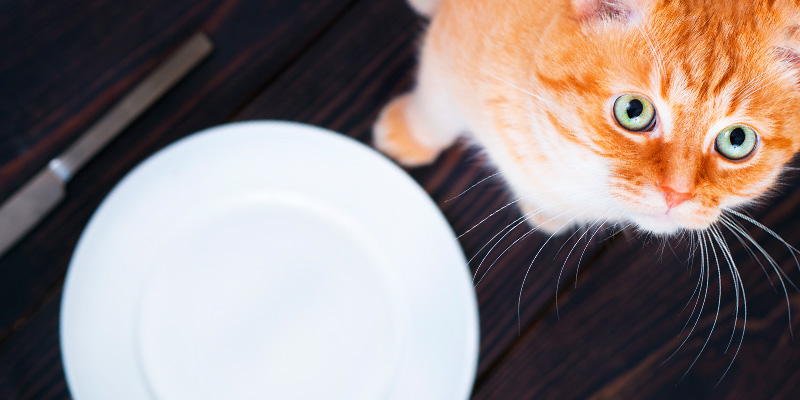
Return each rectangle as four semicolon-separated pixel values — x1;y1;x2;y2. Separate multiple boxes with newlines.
571;0;651;24
775;26;800;79
774;25;800;85
776;47;800;72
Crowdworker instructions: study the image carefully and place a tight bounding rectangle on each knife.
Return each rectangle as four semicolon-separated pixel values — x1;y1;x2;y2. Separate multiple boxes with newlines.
0;32;213;257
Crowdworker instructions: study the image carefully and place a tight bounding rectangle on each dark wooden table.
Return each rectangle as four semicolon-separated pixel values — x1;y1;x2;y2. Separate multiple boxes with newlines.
2;0;800;398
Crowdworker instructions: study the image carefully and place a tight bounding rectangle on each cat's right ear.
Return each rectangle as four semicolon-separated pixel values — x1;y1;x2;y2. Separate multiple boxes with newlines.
775;27;800;82
571;0;651;24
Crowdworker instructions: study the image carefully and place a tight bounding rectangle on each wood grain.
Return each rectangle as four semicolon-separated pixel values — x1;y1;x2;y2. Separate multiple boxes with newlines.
0;0;356;341
472;167;800;399
0;0;222;197
0;294;65;400
6;0;800;398
234;0;610;377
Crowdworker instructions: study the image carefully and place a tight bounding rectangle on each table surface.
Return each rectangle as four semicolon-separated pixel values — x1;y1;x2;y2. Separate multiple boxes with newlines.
2;0;800;398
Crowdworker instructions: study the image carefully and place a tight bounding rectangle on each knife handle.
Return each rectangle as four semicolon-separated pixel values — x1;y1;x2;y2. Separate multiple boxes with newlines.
0;33;213;259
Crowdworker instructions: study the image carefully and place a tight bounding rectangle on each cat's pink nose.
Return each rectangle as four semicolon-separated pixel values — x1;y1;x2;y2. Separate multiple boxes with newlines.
660;185;692;208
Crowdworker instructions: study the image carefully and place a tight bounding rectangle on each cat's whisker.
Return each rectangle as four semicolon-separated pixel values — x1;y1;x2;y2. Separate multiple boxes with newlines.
721;219;797;356
517;205;598;334
566;212;631;319
472;191;597;282
573;218;633;295
467;212;532;268
605;220;633;238
677;232;704;325
723;208;800;275
686;230;699;270
716;234;748;387
715;226;746;381
665;230;711;365
471;211;554;282
779;166;800;174
720;215;795;339
671;231;707;347
710;225;740;354
444;171;504;203
555;208;617;318
712;222;749;386
721;215;799;294
574;208;626;288
553;220;594;265
679;226;727;383
467;188;609;267
554;207;612;257
476;193;610;285
570;216;633;305
720;215;777;292
658;234;671;262
676;229;721;383
458;196;530;239
678;232;703;314
473;213;536;283
458;183;613;240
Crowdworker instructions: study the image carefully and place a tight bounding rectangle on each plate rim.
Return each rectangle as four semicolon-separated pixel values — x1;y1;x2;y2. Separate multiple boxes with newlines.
59;120;480;399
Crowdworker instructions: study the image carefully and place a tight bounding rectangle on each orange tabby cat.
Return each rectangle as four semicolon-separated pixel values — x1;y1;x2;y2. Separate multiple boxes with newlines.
374;0;800;235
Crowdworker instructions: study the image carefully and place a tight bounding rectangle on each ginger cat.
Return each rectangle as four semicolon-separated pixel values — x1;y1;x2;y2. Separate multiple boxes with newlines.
373;0;800;236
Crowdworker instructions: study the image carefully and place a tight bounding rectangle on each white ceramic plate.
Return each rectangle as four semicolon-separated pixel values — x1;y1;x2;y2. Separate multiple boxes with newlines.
60;121;479;400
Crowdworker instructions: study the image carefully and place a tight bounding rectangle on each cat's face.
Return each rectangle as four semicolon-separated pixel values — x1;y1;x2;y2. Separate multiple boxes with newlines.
531;0;800;234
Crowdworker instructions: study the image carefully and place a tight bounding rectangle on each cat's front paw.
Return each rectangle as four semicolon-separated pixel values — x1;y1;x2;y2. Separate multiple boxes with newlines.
373;94;442;167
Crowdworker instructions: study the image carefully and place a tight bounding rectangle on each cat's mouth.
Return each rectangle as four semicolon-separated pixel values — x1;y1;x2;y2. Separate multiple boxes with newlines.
630;211;685;234
628;205;720;235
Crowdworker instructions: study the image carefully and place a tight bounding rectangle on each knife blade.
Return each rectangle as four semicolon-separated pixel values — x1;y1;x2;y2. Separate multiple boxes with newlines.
0;32;213;257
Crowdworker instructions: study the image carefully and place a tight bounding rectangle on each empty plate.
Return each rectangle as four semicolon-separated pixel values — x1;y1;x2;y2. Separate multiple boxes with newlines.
60;121;479;399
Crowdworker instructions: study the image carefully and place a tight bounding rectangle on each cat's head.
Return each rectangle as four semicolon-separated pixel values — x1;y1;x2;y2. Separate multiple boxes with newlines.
525;0;800;234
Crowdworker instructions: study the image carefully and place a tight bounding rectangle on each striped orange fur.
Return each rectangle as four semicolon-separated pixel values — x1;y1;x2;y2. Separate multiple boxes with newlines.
374;0;800;235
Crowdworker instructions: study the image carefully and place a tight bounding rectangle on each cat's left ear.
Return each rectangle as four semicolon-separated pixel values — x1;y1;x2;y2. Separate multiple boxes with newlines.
775;1;800;73
571;0;653;24
776;26;800;73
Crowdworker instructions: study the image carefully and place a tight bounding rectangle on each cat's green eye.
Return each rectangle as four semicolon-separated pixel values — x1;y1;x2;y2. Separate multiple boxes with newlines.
613;94;656;132
715;124;757;161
